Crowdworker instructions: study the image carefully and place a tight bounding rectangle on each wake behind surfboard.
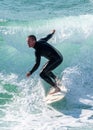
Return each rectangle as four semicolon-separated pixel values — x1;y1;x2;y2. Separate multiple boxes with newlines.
45;85;67;104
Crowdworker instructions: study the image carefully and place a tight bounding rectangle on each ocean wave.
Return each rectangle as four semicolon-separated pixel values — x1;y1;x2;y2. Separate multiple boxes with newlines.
0;70;93;130
0;14;93;39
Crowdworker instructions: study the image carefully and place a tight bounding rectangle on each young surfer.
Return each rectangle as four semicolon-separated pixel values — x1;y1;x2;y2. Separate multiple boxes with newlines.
26;30;63;94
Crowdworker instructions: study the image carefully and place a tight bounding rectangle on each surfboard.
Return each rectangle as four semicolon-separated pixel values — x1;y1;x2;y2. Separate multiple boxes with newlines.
45;85;67;104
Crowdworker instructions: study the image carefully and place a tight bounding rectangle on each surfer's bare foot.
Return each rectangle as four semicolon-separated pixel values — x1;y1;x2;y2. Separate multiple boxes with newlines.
50;87;61;94
55;77;61;86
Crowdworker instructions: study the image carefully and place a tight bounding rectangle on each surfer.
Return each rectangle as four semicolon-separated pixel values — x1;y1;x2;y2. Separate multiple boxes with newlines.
26;30;63;94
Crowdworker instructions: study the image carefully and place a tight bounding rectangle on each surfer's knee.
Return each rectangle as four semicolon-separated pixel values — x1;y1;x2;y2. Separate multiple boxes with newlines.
39;71;45;78
55;57;63;67
59;55;63;64
40;68;48;78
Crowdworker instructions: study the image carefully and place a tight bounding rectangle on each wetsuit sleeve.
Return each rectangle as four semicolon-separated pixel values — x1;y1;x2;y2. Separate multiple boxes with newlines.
30;51;41;75
40;32;54;42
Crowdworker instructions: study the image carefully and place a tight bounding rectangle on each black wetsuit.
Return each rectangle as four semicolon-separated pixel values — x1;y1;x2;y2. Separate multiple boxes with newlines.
30;33;63;87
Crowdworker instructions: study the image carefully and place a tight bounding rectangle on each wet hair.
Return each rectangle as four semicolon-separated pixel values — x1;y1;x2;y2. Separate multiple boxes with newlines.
28;35;37;41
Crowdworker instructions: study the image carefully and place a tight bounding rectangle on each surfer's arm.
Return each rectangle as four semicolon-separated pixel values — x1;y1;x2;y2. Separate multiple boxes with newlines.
27;52;41;76
40;30;55;42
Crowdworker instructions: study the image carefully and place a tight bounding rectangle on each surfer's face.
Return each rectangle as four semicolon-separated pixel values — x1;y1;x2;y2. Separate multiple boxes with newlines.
27;37;36;48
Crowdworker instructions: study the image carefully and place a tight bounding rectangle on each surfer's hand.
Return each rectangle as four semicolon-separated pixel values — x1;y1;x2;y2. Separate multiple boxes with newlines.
52;29;55;34
26;72;31;77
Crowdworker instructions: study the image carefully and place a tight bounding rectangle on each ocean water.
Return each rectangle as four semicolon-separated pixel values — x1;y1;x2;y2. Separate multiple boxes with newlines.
0;0;93;130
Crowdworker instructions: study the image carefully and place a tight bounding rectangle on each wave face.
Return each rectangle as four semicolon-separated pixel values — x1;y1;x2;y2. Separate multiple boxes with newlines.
0;0;93;130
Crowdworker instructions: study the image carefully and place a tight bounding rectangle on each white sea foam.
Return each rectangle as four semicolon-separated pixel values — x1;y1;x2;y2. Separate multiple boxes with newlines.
0;72;93;130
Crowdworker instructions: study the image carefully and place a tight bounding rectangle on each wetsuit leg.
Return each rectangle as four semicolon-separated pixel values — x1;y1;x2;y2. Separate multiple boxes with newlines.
40;58;62;87
48;72;56;80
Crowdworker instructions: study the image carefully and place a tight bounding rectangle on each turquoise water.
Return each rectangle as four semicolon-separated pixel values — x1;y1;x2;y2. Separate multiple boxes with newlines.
0;0;93;130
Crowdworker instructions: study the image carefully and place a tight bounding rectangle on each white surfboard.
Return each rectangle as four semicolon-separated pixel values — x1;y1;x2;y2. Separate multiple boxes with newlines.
45;85;67;104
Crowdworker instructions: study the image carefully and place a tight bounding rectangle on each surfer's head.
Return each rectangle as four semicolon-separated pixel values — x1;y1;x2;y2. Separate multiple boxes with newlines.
27;35;37;48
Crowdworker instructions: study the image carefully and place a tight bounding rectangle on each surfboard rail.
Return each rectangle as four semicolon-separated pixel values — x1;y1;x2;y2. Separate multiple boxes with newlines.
44;85;67;104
